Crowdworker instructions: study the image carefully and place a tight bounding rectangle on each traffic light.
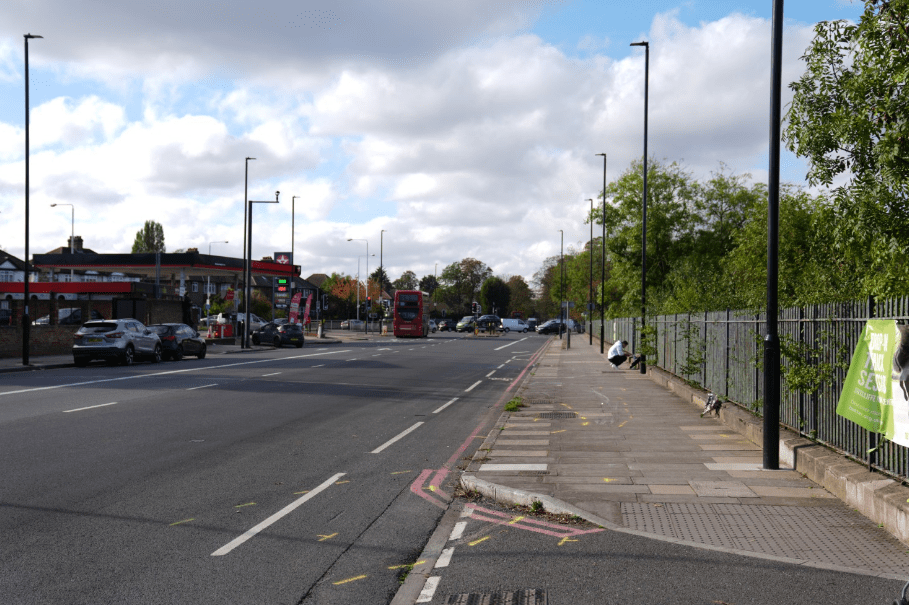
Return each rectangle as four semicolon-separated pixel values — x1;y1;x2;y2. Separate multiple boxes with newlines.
367;296;372;307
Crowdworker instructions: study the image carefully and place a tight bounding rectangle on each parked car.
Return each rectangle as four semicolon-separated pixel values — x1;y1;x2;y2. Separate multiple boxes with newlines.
526;317;539;331
341;319;365;330
252;322;304;348
502;318;529;333
429;320;438;333
535;319;565;335
147;323;207;360
455;316;476;332
33;308;104;326
72;318;162;366
437;319;456;332
216;312;267;331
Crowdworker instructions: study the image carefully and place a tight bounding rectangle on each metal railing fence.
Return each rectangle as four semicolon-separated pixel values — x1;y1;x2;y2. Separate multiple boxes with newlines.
591;296;909;482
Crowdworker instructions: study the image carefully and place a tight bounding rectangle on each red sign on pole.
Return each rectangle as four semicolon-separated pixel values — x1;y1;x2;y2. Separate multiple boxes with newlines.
289;292;303;324
224;289;235;301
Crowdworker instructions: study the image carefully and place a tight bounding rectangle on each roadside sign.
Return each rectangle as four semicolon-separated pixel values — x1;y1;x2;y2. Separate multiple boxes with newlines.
224;289;235;301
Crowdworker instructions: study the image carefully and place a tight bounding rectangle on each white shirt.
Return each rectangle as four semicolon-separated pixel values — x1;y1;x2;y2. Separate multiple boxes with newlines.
608;341;625;358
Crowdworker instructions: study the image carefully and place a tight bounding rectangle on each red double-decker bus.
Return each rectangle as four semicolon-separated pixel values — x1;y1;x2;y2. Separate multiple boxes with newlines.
393;290;430;338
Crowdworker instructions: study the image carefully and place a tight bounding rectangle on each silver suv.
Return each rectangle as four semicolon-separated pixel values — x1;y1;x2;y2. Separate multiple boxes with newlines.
72;318;163;367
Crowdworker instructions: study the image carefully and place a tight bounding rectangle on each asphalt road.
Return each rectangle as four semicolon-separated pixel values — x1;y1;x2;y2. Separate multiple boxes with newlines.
0;332;545;604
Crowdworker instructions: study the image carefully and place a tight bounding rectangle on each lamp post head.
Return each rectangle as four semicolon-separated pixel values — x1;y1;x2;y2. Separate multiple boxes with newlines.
25;34;43;39
246;156;256;161
630;41;648;47
275;191;280;201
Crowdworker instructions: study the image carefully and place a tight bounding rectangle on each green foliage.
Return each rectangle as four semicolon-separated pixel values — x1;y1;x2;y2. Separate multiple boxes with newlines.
131;220;165;253
393;270;418;291
480;276;510;316
504;396;524;412
778;329;850;395
436;258;493;315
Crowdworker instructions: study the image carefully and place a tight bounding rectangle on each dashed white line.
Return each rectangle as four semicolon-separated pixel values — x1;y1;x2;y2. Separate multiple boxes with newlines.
187;384;217;390
262;372;282;377
432;397;459;414
497;364;505;369
464;380;482;392
416;577;441;603
63;402;117;413
435;547;455;568
371;422;424;454
486;370;496;377
211;472;345;556
372;354;381;357
494;337;527;351
449;521;467;541
312;364;325;368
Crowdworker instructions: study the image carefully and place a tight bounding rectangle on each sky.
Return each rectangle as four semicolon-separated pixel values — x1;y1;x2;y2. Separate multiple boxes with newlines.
0;0;864;286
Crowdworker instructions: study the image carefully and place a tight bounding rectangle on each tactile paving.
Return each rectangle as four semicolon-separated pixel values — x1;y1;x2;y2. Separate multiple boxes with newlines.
622;502;909;575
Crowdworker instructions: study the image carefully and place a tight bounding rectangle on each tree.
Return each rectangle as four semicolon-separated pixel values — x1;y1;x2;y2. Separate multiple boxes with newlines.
370;266;391;294
480;277;510;316
505;275;534;317
419;274;439;296
436;258;493;315
132;220;166;253
393;270;418;291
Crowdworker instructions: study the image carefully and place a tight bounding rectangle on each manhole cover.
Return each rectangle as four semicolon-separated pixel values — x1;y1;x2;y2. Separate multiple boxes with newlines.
536;412;577;419
526;399;555;405
518;470;549;476
445;589;548;604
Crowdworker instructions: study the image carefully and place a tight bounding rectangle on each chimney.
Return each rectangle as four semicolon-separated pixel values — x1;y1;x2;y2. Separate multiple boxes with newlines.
68;236;84;253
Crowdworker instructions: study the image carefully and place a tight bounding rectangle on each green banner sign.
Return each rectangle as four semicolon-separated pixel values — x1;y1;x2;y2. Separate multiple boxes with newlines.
837;320;909;447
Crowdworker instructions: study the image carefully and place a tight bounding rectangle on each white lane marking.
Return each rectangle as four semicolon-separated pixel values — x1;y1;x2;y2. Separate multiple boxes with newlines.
187;384;217;391
486;370;495;377
464;380;482;392
371;422;424;454
262;372;282;377
312;364;325;368
497;364;504;369
416;577;441;603
346;359;358;361
435;547;454;568
460;507;474;518
372;354;381;357
432;397;459;414
0;350;353;398
63;402;117;413
494;337;527;351
378;348;391;351
449;521;467;541
211;472;345;556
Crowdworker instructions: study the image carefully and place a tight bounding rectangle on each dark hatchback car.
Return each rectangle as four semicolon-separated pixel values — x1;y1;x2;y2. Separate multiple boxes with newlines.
536;320;565;335
477;314;503;331
148;323;207;360
252;322;304;348
437;319;456;332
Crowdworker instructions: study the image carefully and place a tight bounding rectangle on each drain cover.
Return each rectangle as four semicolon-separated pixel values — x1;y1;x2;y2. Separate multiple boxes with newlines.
518;470;549;476
445;589;548;604
526;399;555;405
536;412;577;419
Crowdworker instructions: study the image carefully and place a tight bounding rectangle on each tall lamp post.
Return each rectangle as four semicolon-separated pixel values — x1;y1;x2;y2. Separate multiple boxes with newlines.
586;198;594;346
380;229;386;293
630;40;649;375
596;153;607;354
242;157;256;345
291;195;299;321
50;202;74;281
764;0;784;470
207;240;228;328
348;238;369;333
245;191;280;348
559;229;564;340
23;33;42;366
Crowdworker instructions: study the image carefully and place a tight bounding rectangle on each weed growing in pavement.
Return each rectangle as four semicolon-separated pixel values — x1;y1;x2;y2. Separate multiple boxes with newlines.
530;500;544;513
504;396;525;412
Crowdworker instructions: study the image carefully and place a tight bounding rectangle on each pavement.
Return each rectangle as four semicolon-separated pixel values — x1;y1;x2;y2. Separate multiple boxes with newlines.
461;334;909;581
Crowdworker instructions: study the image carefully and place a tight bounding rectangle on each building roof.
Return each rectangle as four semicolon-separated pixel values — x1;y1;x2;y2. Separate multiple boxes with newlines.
306;273;330;288
0;250;27;272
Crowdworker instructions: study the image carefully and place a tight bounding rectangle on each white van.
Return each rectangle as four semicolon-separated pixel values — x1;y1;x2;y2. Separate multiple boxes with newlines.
502;318;529;333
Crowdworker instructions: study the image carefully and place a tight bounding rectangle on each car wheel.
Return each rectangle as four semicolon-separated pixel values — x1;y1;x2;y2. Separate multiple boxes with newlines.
273;336;281;348
252;335;260;345
74;357;89;367
197;344;207;359
122;345;135;366
296;340;303;348
152;344;162;363
173;345;184;361
504;327;510;333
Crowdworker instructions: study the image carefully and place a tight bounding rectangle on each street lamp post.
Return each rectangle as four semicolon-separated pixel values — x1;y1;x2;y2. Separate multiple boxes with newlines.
348;238;369;333
245;191;280;348
291;195;299;322
242;157;256;346
380;229;386;293
207;240;228;328
596;153;607;355
50;203;74;281
23;33;42;366
764;0;785;470
630;40;649;375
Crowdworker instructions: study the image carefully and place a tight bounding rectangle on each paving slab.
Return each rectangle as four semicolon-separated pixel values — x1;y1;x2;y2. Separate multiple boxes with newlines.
461;335;909;580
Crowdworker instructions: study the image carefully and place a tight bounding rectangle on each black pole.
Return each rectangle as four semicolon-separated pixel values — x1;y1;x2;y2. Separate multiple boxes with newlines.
597;153;606;354
588;198;593;346
242;157;255;347
763;0;784;470
245;197;252;348
291;196;297;323
23;34;41;366
630;41;649;374
560;229;564;340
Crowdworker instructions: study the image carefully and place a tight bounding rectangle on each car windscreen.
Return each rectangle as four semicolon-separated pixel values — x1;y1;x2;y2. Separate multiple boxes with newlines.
398;294;419;305
79;322;120;333
460;317;473;322
147;325;172;334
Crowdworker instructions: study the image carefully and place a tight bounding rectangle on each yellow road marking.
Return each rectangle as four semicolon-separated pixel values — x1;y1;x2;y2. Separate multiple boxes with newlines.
169;518;194;526
335;480;350;485
603;478;614;482
318;533;338;542
551;429;566;434
388;560;426;570
580;416;587;420
469;536;490;546
428;485;437;492
390;470;412;475
582;422;590;426
618;421;627;428
333;575;367;585
508;516;525;525
235;502;256;508
294;490;310;495
560;403;573;410
558;537;578;546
